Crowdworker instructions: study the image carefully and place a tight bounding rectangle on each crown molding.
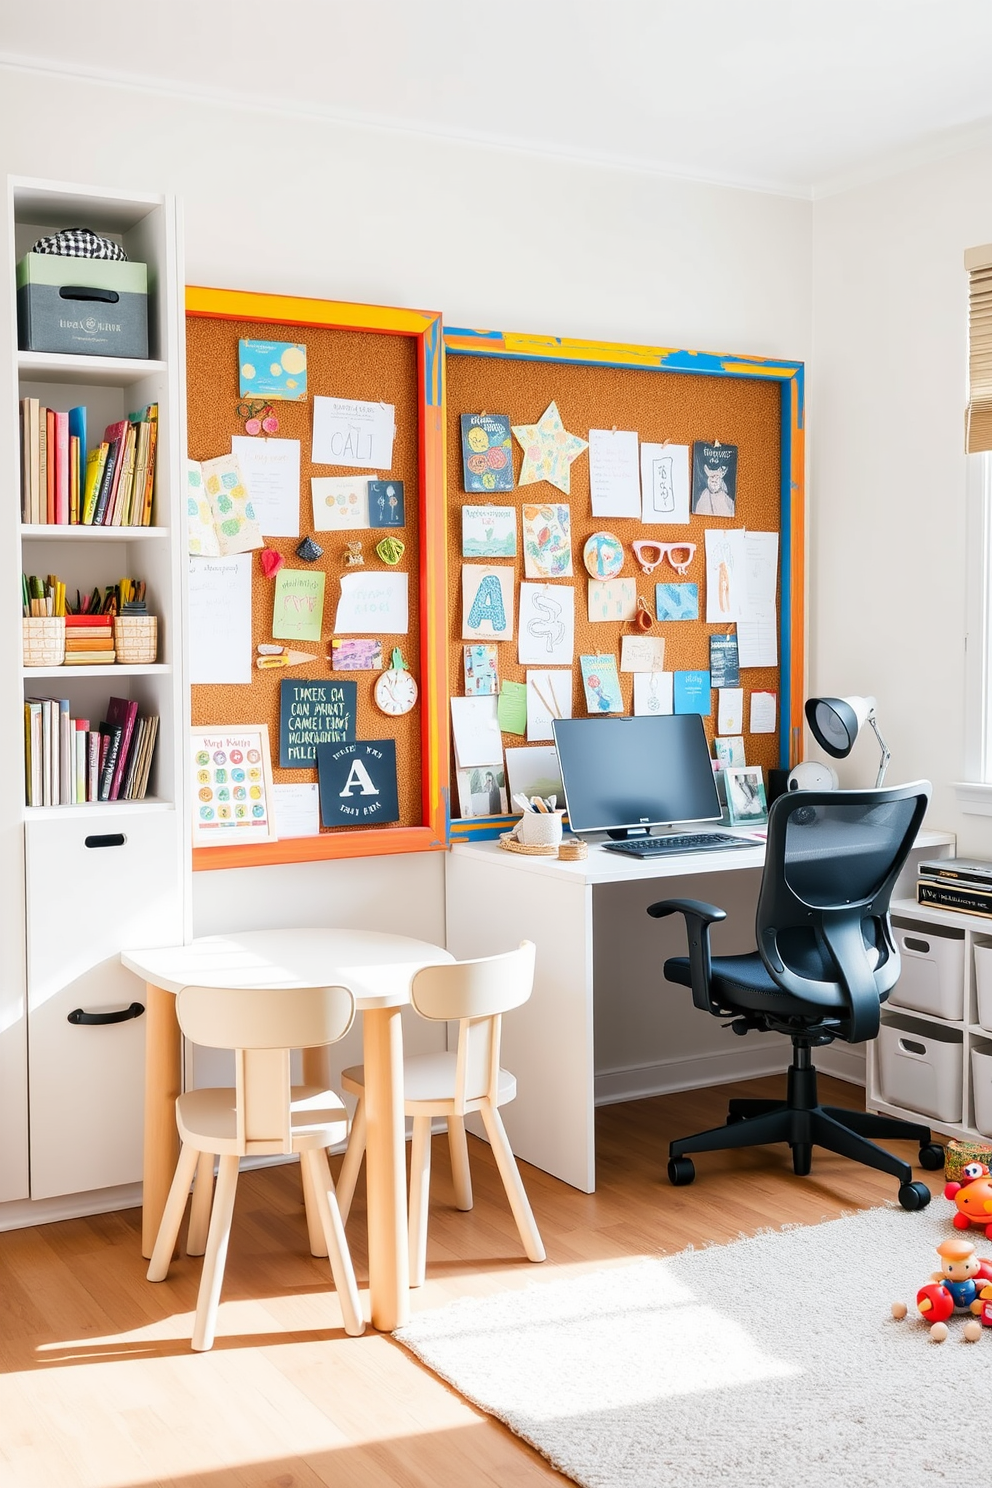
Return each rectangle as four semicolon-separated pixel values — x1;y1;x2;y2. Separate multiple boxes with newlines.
0;50;813;202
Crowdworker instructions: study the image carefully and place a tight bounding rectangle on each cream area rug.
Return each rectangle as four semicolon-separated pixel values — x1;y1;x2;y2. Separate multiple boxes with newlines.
395;1204;988;1487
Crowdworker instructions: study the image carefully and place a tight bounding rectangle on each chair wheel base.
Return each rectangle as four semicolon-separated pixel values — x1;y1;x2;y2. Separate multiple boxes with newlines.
898;1180;931;1211
668;1156;695;1186
918;1143;945;1171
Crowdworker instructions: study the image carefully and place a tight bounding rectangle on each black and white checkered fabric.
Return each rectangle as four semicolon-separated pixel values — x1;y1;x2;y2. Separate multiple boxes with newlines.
31;227;128;261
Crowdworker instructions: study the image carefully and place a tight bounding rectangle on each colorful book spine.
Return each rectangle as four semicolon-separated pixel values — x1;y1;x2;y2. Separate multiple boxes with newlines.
55;410;70;525
82;443;109;524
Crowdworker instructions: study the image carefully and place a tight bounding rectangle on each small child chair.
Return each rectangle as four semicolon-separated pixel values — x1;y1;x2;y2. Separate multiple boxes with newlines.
336;941;545;1286
146;982;364;1350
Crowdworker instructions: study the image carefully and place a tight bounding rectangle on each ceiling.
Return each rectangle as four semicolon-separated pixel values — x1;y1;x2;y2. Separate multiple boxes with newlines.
3;0;991;197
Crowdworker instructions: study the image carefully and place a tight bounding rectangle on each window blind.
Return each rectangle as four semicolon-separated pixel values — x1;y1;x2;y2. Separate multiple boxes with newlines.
966;243;992;452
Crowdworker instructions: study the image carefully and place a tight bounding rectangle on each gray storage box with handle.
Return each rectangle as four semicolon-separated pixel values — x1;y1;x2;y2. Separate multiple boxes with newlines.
16;252;148;358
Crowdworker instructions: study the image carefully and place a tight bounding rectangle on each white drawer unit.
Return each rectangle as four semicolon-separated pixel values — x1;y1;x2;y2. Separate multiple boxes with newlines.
25;812;183;1199
868;898;992;1141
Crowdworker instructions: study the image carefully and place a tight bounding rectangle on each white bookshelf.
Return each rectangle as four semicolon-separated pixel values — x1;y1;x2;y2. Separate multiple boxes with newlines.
0;177;191;1210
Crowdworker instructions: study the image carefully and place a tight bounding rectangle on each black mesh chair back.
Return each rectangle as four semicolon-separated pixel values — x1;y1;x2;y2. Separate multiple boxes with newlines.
756;783;930;1044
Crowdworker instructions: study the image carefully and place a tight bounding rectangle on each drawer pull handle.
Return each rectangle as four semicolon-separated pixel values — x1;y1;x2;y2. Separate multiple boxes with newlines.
897;1037;928;1057
67;1001;145;1026
84;833;126;849
903;937;930;954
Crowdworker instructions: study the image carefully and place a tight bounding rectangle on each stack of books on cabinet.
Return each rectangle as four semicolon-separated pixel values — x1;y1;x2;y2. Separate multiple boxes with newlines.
24;694;159;806
918;859;992;919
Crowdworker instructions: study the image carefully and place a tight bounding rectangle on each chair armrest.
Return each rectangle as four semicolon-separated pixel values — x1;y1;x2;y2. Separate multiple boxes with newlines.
646;899;727;1016
647;898;727;926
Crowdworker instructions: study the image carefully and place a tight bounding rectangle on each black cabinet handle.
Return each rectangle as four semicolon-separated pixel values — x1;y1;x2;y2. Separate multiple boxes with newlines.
67;1001;145;1026
85;833;126;849
58;285;120;304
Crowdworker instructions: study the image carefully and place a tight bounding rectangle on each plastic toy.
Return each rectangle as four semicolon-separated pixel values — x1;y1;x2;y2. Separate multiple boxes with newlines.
944;1161;992;1236
892;1236;992;1341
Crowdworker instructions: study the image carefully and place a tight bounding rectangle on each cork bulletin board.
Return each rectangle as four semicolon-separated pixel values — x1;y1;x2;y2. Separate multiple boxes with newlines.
186;287;447;870
442;328;805;842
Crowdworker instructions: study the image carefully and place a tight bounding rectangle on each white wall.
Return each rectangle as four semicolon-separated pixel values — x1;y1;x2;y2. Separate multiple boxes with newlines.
0;63;812;948
812;145;992;855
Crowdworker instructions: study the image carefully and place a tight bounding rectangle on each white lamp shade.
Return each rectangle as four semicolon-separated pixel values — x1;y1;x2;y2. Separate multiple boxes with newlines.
805;695;876;759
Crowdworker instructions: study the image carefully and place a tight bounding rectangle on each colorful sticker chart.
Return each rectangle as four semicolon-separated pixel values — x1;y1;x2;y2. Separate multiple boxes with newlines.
191;725;277;847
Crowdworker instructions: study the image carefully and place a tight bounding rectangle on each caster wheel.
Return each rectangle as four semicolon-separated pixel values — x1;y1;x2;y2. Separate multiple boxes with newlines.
898;1180;932;1211
792;1143;812;1176
668;1156;695;1186
918;1143;945;1171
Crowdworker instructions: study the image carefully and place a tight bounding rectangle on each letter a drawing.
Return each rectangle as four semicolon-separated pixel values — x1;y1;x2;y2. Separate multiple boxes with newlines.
339;759;379;797
466;574;508;635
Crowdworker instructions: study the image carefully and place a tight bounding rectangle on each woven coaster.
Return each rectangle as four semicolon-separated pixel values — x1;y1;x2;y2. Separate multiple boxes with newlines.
557;838;588;861
498;833;558;857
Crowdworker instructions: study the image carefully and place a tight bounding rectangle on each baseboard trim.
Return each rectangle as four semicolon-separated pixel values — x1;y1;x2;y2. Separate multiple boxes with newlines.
0;1182;144;1234
594;1040;869;1106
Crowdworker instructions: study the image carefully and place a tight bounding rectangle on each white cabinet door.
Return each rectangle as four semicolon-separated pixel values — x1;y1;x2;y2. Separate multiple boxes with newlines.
25;811;183;1199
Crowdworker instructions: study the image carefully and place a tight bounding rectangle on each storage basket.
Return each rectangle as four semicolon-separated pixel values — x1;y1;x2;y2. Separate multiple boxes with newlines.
22;616;65;667
113;615;157;664
889;919;965;1020
877;1012;963;1123
944;1138;992;1181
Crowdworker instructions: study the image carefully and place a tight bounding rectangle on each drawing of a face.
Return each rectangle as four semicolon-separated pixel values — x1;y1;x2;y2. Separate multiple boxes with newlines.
705;464;728;494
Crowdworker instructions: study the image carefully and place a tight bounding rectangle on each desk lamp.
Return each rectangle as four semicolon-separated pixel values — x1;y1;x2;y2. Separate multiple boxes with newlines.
804;695;891;787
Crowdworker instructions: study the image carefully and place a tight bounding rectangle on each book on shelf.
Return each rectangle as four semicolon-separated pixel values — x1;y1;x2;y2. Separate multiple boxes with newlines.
917;877;992;918
82;443;108;523
24;694;159;807
44;408;54;523
918;857;992;887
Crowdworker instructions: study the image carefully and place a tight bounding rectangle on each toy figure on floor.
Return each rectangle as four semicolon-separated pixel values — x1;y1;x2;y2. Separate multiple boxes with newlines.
945;1161;992;1236
891;1236;992;1341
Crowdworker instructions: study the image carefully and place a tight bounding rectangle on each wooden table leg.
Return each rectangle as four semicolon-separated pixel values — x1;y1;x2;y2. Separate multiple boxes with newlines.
362;1005;409;1331
141;981;181;1259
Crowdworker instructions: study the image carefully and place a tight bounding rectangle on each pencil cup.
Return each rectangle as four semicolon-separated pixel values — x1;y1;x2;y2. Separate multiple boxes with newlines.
517;809;565;849
114;615;158;664
23;617;65;667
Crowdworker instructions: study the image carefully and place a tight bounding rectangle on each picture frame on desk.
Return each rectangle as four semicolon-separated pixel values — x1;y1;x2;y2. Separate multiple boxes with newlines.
724;764;769;827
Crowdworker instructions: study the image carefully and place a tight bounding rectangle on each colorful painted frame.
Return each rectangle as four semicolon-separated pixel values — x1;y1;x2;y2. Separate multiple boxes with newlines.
442;326;805;845
186;285;448;869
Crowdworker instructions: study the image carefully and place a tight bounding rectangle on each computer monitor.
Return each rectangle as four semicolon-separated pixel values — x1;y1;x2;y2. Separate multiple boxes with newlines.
552;714;721;839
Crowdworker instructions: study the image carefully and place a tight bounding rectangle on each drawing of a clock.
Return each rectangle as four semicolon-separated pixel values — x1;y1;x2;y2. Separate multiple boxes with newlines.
374;649;418;716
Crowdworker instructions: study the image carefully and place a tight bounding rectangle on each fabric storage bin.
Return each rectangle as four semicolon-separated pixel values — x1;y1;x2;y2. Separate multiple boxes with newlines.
877;1012;963;1123
972;1045;992;1138
16;252;148;358
888;919;965;1020
975;942;992;1031
113;615;157;664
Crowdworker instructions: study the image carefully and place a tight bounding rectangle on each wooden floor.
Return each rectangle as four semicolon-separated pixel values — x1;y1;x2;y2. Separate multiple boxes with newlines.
0;1074;942;1488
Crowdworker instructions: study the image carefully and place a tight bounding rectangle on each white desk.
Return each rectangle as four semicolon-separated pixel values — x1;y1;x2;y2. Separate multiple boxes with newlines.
122;928;452;1332
446;828;955;1193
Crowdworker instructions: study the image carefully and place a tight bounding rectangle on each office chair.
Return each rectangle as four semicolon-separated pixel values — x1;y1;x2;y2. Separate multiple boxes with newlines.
648;783;944;1210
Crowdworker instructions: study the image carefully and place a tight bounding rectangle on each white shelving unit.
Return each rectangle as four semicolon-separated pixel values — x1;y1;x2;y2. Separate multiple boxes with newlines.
868;894;992;1143
0;178;190;1211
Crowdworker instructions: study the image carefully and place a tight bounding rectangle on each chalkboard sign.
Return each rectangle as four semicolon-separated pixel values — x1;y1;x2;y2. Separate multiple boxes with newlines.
279;679;357;767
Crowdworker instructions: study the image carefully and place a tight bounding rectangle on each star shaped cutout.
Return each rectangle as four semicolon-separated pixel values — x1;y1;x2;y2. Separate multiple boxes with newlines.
512;401;588;495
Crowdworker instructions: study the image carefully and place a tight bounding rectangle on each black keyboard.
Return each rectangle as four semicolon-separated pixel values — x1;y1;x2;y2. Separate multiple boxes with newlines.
602;831;757;859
